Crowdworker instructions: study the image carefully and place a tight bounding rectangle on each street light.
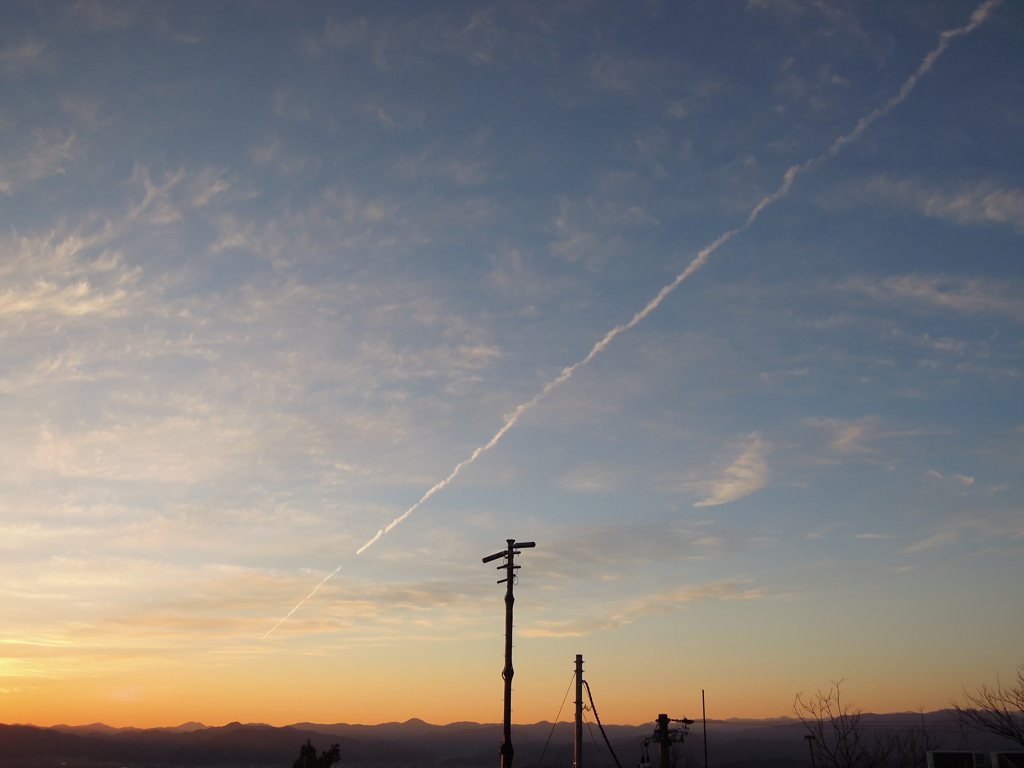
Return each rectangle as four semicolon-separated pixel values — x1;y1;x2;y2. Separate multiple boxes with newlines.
804;735;817;768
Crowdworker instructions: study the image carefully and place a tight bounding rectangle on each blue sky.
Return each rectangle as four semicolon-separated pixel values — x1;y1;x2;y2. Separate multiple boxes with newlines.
0;0;1022;727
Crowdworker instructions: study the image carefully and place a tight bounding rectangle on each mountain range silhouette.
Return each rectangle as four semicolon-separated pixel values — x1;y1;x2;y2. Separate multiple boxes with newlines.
0;712;1018;768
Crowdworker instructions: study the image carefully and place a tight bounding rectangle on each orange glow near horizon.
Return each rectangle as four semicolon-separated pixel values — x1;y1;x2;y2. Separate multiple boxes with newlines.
0;622;1012;729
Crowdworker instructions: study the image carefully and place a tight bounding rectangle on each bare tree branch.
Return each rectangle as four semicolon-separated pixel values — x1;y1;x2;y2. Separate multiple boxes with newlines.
952;663;1024;748
796;680;939;768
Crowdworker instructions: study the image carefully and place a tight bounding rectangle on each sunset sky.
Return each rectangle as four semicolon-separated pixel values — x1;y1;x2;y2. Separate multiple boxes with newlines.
1;0;1022;729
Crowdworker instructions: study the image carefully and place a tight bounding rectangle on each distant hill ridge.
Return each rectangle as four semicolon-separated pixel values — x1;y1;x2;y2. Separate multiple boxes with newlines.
5;713;1019;768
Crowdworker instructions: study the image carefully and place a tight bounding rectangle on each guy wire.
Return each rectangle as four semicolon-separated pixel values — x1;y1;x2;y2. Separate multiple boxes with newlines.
536;671;577;768
584;711;614;768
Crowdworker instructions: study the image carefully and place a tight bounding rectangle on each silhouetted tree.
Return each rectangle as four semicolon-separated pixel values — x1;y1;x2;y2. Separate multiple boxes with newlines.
293;739;341;768
886;718;940;768
952;662;1024;747
669;742;701;768
795;680;937;768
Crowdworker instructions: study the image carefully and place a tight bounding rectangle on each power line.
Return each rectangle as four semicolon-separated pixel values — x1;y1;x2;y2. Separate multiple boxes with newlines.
537;672;577;768
584;679;624;768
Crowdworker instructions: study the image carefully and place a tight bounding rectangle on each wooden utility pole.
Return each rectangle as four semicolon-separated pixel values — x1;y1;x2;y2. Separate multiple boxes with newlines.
483;539;536;768
657;714;671;768
646;712;694;768
574;654;584;768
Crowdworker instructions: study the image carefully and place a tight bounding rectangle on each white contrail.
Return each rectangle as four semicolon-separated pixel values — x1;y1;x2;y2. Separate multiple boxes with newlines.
261;0;1001;639
260;563;343;640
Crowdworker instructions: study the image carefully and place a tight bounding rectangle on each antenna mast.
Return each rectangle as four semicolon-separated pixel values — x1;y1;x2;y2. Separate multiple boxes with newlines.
482;538;536;768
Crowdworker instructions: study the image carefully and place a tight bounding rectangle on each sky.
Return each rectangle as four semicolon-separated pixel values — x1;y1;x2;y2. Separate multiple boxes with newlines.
0;0;1022;730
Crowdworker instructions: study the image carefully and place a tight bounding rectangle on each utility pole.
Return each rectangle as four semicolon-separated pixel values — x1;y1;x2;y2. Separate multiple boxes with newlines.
574;654;584;768
657;714;671;768
483;539;536;768
646;713;694;768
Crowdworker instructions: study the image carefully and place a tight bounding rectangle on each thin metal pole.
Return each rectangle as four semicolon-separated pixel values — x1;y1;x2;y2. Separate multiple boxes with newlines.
574;654;584;768
702;690;707;768
501;539;516;768
805;735;817;768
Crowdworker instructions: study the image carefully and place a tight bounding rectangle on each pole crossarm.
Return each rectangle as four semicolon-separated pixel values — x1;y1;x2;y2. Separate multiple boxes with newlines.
482;539;535;768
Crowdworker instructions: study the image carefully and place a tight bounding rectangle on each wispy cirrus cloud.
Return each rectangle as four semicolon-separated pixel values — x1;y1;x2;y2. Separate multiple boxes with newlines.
689;433;770;508
519;523;758;586
323;5;556;71
0;542;496;670
903;513;1024;555
0;40;46;76
394;149;493;187
804;416;933;461
808;416;881;454
0;131;77;193
839;274;1024;321
589;53;682;93
0;279;131;320
903;530;958;554
926;469;974;485
68;0;139;31
846;176;1024;232
521;578;764;637
32;418;259;483
0;162;514;499
558;464;618;493
0;220;145;335
549;181;658;269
